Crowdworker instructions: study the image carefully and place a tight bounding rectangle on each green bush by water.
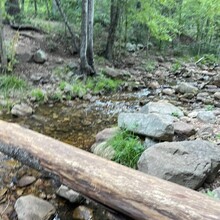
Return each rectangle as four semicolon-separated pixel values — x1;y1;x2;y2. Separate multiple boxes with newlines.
108;129;145;169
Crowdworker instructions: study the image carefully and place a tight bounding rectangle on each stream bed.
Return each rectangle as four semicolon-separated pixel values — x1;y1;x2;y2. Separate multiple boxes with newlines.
0;89;152;219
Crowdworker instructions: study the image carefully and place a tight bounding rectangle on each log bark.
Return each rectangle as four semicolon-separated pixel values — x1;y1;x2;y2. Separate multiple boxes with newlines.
0;120;220;220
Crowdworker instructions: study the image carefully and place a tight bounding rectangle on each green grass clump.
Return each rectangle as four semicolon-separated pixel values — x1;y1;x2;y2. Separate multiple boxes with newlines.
87;74;122;93
108;129;145;169
0;75;27;96
31;89;45;102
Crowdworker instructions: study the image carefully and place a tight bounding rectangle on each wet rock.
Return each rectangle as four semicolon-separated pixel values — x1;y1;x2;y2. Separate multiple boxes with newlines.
214;92;220;100
91;142;115;160
96;127;119;143
148;81;160;89
196;92;210;102
197;111;216;124
138;140;220;189
33;49;47;64
176;82;198;94
198;125;214;139
118;113;174;141
212;73;220;86
11;103;33;117
173;121;196;137
17;175;36;187
72;206;94;220
15;195;56;220
140;100;184;117
56;185;83;203
162;88;175;96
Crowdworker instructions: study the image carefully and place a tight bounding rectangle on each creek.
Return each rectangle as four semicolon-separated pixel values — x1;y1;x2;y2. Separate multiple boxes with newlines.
0;89;151;219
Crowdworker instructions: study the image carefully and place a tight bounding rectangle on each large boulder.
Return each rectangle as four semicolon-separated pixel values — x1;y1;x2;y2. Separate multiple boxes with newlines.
15;195;56;220
138;140;220;189
118;113;174;141
140;101;184;117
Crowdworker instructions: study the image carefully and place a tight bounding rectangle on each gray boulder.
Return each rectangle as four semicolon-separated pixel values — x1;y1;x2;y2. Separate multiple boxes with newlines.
173;121;195;137
140;101;184;117
138;140;220;189
11;103;33;117
212;73;220;87
118;113;174;141
197;111;216;124
56;185;83;203
176;82;198;94
91;141;115;160
33;49;47;64
15;195;56;220
95;127;119;143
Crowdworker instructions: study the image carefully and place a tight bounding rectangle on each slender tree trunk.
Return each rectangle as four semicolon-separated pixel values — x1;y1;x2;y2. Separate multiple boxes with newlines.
34;0;37;16
105;0;120;61
87;0;95;73
80;0;95;76
0;6;7;71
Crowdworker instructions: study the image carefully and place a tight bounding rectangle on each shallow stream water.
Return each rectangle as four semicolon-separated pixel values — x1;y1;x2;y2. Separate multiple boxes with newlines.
0;89;151;219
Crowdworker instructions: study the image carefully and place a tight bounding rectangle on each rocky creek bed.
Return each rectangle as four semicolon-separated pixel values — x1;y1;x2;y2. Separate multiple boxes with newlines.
0;28;220;219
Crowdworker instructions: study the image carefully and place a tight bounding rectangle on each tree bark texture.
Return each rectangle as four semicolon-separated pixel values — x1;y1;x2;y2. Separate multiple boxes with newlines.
0;6;7;71
80;0;95;76
0;120;220;220
105;0;120;61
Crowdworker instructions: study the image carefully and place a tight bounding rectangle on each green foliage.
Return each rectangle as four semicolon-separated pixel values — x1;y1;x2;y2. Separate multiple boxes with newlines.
171;111;180;118
205;105;214;111
144;61;157;73
50;91;63;102
108;129;145;168
5;32;19;72
216;134;220;140
31;89;45;102
171;61;182;73
59;74;122;99
0;75;27;96
205;190;218;199
87;74;123;93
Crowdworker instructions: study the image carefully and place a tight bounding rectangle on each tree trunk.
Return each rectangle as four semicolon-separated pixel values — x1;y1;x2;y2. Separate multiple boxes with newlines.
105;0;120;61
80;0;95;76
0;5;7;71
87;0;95;74
1;120;220;220
5;0;20;17
34;0;37;16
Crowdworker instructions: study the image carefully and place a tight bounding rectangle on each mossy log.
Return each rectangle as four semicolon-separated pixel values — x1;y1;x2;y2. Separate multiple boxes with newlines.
0;120;220;220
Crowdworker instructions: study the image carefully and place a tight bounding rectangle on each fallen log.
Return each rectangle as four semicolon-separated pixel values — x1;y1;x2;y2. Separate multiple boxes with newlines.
0;120;220;220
